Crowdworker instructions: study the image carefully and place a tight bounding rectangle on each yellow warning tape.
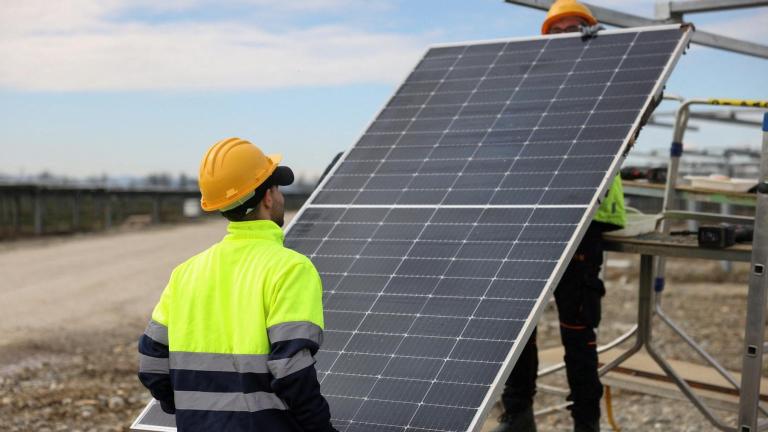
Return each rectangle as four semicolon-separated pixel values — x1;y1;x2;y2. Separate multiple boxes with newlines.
708;99;768;108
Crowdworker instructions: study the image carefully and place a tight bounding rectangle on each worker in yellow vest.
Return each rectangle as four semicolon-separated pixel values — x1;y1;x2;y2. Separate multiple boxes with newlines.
138;137;338;432
493;2;626;432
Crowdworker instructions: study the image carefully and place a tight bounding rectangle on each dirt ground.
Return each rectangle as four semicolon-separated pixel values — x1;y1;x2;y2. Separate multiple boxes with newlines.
0;218;229;431
0;218;763;431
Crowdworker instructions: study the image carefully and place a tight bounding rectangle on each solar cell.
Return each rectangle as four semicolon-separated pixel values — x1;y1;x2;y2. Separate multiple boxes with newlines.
131;24;691;432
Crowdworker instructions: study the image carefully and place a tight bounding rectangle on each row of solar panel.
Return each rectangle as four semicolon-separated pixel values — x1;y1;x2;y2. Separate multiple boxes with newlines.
291;224;575;243
311;253;559;279
312;165;614;204
386;81;655;108
411;53;673;85
312;190;596;206
360;130;629;148
421;28;680;60
376;95;647;121
319;272;549;297
337;153;614;173
327;169;609;187
327;393;480;431
341;145;622;166
366;111;641;135
399;68;664;98
292;206;580;225
321;370;492;409
321;372;490;409
323;293;538;322
300;226;567;244
323;312;525;349
355;125;637;152
409;43;677;78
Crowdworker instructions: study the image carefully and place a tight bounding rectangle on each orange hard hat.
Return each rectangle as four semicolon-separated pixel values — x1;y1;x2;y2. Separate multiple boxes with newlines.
198;137;283;212
541;0;598;35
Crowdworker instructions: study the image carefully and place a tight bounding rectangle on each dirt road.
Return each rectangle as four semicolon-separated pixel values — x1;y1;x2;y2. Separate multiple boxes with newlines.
0;219;229;351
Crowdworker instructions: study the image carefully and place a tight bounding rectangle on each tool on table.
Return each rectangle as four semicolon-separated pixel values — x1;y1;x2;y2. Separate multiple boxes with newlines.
697;224;754;249
620;166;667;183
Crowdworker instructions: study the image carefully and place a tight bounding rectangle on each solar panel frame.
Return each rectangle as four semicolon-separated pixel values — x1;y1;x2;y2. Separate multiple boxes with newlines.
288;24;692;432
130;24;692;432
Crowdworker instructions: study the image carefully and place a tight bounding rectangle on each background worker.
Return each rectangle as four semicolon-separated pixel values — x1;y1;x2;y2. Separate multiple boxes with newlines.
138;137;338;432
493;1;626;432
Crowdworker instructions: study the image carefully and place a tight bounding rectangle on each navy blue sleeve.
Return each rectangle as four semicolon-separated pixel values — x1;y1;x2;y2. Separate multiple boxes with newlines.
138;326;175;414
268;337;337;432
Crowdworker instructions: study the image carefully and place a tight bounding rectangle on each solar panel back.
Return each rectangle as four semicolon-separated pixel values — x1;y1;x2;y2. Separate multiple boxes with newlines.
131;24;692;432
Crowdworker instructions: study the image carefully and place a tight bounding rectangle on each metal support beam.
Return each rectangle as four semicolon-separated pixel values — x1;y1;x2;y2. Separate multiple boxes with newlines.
738;113;768;431
669;0;768;16
691;31;768;60
504;0;768;59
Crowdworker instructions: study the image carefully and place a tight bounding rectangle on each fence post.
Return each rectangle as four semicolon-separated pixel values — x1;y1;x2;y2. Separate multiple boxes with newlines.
33;188;43;235
104;193;113;230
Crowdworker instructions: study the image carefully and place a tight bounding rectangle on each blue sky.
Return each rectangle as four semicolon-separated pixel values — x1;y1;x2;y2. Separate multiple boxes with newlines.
1;0;766;181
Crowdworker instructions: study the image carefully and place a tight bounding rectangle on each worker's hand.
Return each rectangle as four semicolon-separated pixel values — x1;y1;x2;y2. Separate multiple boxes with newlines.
580;24;605;39
159;399;176;414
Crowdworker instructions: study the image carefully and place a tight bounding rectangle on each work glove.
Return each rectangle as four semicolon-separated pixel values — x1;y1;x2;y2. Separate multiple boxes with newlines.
580;24;605;40
159;399;176;414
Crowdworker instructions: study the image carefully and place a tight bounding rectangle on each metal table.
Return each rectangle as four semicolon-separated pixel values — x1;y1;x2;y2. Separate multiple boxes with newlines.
599;232;755;431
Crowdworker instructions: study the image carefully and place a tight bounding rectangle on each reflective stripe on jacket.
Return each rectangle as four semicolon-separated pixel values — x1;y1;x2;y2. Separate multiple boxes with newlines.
593;175;626;229
138;220;334;432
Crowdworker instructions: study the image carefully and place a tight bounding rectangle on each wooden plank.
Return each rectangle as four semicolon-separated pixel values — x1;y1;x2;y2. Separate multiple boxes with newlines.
539;346;768;410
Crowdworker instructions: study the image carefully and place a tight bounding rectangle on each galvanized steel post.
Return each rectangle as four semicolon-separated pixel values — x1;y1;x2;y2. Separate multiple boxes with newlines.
737;113;768;432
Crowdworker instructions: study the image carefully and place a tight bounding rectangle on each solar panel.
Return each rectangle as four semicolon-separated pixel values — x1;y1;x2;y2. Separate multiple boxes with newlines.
131;24;691;432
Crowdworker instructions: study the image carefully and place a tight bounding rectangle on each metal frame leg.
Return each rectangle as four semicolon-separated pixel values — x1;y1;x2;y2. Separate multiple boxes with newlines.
737;113;768;432
598;254;654;375
605;254;738;431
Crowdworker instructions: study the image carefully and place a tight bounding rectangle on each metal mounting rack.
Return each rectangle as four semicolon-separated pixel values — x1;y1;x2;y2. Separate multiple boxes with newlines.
504;0;768;59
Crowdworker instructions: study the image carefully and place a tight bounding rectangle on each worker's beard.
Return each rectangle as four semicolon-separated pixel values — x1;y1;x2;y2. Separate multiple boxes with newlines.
271;206;284;227
272;213;284;227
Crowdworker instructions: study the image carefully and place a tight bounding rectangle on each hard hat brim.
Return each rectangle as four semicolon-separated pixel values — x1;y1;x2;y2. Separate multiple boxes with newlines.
267;153;282;165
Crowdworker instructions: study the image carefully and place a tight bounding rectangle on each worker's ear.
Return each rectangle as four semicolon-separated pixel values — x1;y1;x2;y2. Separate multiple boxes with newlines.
262;187;274;210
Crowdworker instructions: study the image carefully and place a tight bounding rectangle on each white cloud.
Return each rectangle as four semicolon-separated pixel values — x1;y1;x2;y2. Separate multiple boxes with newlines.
0;0;422;91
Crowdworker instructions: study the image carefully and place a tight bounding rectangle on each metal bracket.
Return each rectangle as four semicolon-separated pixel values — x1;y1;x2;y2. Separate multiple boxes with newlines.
504;0;768;59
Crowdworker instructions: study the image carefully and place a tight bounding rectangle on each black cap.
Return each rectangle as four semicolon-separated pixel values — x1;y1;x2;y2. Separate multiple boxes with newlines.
220;165;295;221
270;165;294;187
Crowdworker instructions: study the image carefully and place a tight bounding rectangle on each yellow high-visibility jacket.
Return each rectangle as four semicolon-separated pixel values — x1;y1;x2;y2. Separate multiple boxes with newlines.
138;220;335;432
593;175;626;229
